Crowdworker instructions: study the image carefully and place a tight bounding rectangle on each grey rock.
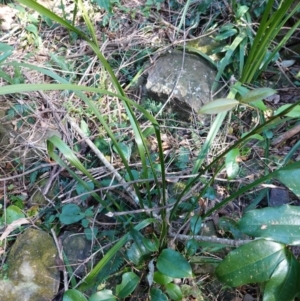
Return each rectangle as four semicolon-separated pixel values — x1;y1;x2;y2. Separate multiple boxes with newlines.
269;188;289;207
144;50;218;122
62;231;92;277
0;228;60;301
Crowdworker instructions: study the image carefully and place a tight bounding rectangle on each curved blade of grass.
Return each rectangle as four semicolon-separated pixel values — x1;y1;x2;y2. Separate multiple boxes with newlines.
214;32;247;91
17;0;164;208
241;0;299;83
47;136;110;207
77;218;157;292
261;19;300;72
77;0;98;46
176;0;191;32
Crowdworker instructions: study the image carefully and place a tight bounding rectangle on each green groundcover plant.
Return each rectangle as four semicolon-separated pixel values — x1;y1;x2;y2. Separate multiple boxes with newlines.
0;0;300;300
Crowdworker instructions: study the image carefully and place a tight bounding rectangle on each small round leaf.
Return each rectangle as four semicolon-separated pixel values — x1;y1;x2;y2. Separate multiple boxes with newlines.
89;290;116;301
63;289;88;301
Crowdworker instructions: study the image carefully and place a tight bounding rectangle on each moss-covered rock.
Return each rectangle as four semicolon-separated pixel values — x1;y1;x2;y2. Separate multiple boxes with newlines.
0;228;59;301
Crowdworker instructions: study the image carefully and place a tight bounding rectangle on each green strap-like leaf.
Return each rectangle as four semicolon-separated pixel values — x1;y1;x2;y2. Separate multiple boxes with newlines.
240;88;277;104
198;98;239;114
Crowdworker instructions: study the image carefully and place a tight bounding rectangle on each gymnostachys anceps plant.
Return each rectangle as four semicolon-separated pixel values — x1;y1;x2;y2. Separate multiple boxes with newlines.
0;0;192;299
0;0;300;300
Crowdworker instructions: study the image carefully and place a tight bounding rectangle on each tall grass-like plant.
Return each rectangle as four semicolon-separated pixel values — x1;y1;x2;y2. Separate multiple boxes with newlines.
0;0;300;300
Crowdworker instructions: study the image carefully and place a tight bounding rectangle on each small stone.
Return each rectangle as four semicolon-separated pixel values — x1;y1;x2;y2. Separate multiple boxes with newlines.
61;231;92;277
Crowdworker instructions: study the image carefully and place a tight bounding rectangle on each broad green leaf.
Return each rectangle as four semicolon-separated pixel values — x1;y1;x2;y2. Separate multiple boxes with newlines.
112;142;132;162
76;181;94;202
236;5;249;18
25;24;38;37
225;148;240;179
165;283;183;301
89;290;116;301
59;204;85;225
80;119;90;136
276;168;300;197
185;239;199;256
238;205;300;245
124;169;139;181
150;288;168;301
203;186;216;199
198;98;238;114
264;250;300;301
0;42;13;63
275;104;300;118
94;0;112;12
216;239;285;286
249;99;267;111
157;249;192;278
127;229;152;265
218;216;244;239
142;236;159;252
190;215;202;235
153;271;173;285
0;42;13;52
240;88;277;104
116;272;139;298
5;205;25;224
63;289;88;301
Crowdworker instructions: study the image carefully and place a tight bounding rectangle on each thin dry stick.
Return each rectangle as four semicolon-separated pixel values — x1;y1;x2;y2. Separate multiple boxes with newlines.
169;231;251;247
272;123;300;146
68;118;140;207
0;163;58;181
51;228;68;292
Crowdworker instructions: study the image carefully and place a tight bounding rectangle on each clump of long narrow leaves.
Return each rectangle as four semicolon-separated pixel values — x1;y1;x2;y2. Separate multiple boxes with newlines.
241;0;300;83
1;0;300;300
14;0;168;216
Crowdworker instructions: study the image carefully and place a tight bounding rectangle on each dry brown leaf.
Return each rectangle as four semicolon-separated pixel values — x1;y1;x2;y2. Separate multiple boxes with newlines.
0;218;31;241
